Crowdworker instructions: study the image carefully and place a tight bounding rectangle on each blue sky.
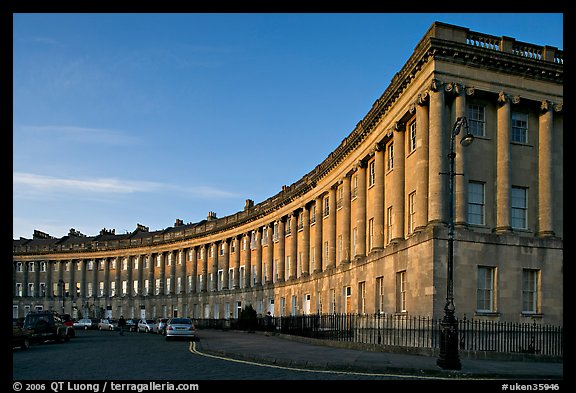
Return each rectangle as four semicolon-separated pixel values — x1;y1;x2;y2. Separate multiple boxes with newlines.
12;13;564;239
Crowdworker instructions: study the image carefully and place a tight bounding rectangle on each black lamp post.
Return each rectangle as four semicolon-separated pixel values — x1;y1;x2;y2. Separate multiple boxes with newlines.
437;116;474;370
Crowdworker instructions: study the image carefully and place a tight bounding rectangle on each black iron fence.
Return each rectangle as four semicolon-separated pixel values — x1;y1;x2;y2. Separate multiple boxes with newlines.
194;313;563;357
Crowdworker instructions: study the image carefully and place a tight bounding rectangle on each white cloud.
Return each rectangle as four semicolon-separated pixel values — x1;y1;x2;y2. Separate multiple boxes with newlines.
19;125;141;146
13;172;240;199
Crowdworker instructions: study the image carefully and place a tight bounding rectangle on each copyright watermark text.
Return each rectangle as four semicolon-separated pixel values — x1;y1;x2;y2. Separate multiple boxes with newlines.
12;382;200;393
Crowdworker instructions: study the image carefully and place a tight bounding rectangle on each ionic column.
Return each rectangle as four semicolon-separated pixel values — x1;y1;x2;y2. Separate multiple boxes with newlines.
80;259;87;298
179;249;186;294
290;212;298;279
103;258;110;297
70;260;78;299
134;256;142;296
92;259;99;299
222;240;230;289
233;237;241;289
179;248;190;293
538;101;555;237
158;253;166;295
34;261;41;297
167;251;175;294
46;260;53;299
114;257;121;297
314;196;323;272
147;254;155;296
243;234;251;288
278;218;286;281
373;143;385;249
266;223;274;283
415;93;430;231
327;187;337;268
496;92;512;232
22;262;28;296
211;243;218;291
454;85;469;226
127;256;133;296
58;261;65;297
391;125;405;242
302;205;311;274
428;80;447;224
189;248;197;293
201;245;208;292
341;175;352;263
13;261;17;297
356;161;367;257
255;228;263;286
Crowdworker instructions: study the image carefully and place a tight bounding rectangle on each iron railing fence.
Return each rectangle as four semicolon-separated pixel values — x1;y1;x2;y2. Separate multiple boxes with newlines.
193;313;562;357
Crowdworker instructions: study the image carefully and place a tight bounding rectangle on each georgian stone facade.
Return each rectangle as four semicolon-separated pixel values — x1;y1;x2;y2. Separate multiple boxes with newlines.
13;22;563;326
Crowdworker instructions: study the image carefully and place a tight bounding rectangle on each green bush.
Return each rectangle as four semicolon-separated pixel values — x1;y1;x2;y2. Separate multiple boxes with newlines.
238;304;257;331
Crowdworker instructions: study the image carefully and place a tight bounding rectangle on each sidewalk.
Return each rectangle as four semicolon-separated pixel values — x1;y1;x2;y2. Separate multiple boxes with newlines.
194;329;563;380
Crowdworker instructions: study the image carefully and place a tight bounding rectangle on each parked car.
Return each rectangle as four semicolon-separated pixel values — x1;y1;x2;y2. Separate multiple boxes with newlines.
23;311;72;344
125;318;139;332
12;318;31;349
164;317;198;341
137;319;156;333
154;318;169;335
74;318;98;330
98;319;118;331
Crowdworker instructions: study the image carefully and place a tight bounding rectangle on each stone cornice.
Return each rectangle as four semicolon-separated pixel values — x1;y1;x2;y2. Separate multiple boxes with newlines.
14;23;563;257
429;37;563;84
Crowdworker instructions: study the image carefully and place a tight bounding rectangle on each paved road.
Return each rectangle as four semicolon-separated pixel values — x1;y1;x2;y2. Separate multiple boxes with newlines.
12;329;410;381
13;327;564;391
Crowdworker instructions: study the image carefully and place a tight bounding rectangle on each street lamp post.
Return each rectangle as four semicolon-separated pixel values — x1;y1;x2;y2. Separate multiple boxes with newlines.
437;116;474;370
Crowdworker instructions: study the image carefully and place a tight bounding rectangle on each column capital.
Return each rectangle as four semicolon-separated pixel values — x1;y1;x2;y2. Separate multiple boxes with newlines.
393;120;404;132
498;91;521;105
498;91;509;105
540;100;552;113
553;102;563;112
354;159;367;169
465;86;475;96
417;90;430;106
444;81;458;95
430;78;443;92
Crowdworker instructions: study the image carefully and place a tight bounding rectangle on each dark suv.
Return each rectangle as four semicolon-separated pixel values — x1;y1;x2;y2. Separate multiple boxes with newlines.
23;311;73;344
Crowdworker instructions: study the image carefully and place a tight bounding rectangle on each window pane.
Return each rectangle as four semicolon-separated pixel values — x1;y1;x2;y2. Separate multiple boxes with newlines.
511;113;528;143
467;104;485;137
476;267;493;311
522;269;538;313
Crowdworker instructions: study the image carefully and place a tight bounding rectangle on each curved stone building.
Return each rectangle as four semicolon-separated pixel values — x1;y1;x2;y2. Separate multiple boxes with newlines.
13;22;563;326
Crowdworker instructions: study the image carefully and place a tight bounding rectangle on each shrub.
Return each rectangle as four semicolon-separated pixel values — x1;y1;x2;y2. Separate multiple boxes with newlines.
238;304;257;332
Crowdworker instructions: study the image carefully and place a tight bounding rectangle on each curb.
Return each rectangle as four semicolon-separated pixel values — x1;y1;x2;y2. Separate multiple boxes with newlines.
195;339;563;380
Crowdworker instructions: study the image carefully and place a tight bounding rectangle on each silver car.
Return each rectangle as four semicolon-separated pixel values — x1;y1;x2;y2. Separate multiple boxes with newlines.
73;318;97;330
154;318;169;335
137;319;156;333
98;319;118;331
164;317;197;341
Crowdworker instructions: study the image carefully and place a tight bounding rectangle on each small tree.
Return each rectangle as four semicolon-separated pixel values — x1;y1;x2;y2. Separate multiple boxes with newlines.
238;304;257;332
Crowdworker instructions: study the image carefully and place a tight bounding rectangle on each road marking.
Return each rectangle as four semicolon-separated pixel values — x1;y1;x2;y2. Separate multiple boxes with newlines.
188;341;457;380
